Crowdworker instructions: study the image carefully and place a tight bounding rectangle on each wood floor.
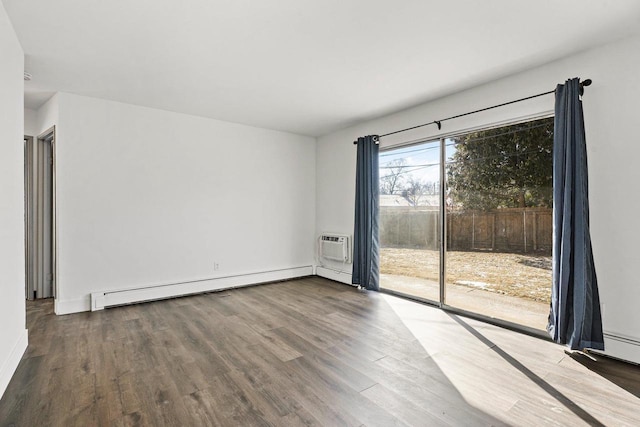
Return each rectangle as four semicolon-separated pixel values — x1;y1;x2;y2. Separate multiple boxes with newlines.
1;277;639;426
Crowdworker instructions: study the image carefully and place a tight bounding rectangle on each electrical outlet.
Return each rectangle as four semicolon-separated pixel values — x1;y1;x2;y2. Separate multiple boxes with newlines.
214;262;219;271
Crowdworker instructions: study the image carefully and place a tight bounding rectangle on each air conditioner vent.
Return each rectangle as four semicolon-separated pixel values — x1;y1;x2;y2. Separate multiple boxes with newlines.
319;233;351;263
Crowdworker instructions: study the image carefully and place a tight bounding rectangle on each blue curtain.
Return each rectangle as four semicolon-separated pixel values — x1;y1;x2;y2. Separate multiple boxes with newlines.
548;78;604;351
352;135;380;291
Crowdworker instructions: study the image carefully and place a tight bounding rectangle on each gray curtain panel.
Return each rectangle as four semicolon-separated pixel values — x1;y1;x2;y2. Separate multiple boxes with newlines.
547;78;604;351
352;135;380;291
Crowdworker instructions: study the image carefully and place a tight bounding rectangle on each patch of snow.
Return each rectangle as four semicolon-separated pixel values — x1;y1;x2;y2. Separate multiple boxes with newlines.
456;280;490;289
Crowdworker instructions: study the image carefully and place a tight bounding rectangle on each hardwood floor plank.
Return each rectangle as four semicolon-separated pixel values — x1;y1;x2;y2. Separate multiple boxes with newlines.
325;344;506;426
283;355;409;427
279;407;322;427
203;373;274;427
0;355;44;427
225;368;293;419
247;342;365;427
255;329;303;362
245;290;351;350
183;387;226;427
359;383;450;427
216;294;287;333
2;278;639;426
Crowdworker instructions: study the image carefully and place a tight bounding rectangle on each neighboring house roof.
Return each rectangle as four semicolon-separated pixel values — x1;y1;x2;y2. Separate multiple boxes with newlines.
380;194;440;207
380;195;413;207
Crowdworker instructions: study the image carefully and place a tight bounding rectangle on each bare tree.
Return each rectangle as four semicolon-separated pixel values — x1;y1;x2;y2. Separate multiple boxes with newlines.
403;177;425;206
380;159;408;195
403;178;439;206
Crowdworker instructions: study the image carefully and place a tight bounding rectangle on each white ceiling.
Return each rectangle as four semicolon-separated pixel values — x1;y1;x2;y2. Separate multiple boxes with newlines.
5;1;640;137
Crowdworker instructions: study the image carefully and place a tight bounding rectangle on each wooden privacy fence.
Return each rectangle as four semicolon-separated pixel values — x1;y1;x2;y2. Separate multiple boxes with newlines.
380;206;552;254
380;207;440;250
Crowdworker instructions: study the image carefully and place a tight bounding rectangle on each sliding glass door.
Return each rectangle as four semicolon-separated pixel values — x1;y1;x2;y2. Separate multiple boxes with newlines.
379;117;553;332
379;140;441;303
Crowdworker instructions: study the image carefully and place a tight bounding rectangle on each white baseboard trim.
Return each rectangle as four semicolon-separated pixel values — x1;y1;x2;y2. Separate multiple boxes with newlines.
87;266;313;312
592;331;640;365
55;296;91;315
0;329;28;400
316;266;355;286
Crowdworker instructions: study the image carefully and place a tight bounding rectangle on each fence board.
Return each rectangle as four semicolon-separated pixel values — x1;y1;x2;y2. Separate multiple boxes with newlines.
380;206;551;254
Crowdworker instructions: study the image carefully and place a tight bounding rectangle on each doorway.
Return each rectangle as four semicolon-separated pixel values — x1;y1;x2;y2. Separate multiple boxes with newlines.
24;126;56;300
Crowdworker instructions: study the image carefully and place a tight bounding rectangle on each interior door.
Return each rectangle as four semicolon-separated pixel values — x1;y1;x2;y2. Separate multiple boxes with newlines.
25;129;55;299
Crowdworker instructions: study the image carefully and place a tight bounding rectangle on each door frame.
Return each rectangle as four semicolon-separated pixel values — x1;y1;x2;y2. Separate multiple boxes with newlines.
24;126;57;300
24;135;34;300
378;115;553;340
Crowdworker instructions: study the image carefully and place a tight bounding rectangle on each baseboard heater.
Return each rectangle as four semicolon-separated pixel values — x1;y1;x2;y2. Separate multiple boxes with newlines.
90;266;313;311
315;265;354;286
592;331;640;365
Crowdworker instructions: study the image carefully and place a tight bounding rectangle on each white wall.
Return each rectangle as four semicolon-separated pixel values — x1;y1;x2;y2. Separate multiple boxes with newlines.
25;98;58;138
0;3;27;399
49;93;316;313
34;94;58;135
24;107;37;136
316;34;640;362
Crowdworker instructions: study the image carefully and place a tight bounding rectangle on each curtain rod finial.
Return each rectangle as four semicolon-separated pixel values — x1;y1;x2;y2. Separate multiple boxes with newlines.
353;135;380;145
579;79;592;96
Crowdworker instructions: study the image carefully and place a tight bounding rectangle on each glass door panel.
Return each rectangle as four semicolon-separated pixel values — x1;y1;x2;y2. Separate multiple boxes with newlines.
444;118;554;331
379;140;441;303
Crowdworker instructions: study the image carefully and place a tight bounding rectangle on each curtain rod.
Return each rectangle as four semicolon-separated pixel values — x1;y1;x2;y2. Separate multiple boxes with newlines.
353;78;592;144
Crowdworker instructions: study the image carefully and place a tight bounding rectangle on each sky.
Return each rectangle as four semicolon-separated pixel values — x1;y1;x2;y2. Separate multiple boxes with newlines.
379;138;457;185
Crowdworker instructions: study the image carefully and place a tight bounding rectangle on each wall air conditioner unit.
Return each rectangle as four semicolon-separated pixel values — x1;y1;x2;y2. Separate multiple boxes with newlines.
319;233;351;263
